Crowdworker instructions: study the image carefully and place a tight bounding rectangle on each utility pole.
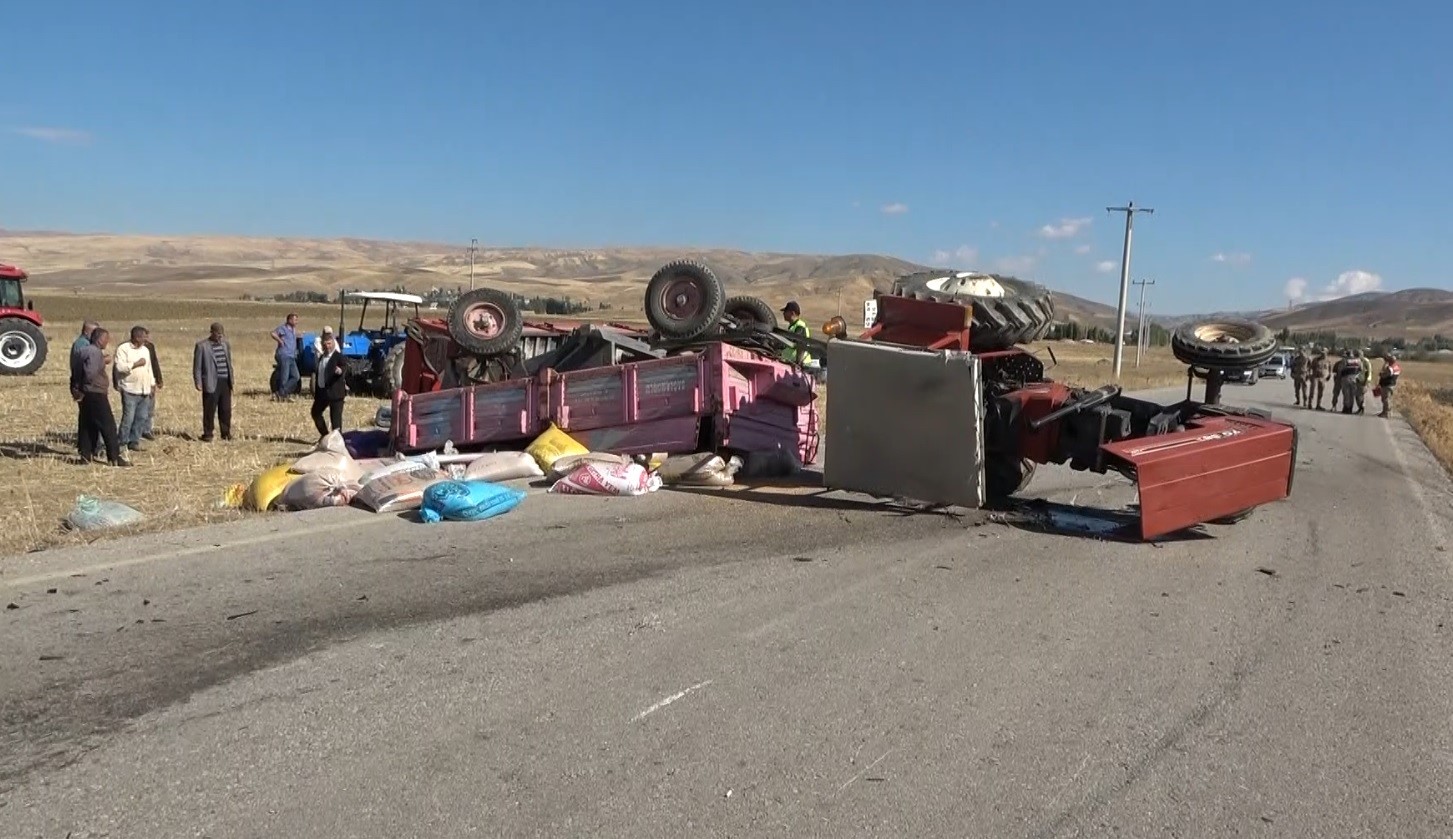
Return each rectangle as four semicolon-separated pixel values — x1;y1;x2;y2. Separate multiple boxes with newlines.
1106;201;1154;379
1133;278;1155;367
468;238;479;291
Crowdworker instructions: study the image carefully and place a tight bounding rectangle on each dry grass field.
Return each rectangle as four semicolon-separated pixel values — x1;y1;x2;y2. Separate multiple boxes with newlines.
6;294;1447;557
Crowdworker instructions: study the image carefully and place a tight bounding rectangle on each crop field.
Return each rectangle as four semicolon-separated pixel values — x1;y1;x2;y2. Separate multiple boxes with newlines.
7;293;1443;557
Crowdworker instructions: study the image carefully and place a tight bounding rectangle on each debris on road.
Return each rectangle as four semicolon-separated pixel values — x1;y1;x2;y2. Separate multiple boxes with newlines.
550;461;662;496
354;466;449;514
65;495;144;532
1257;567;1279;577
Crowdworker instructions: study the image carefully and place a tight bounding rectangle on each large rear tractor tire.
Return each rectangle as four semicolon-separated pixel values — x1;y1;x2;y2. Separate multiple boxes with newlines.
645;259;726;341
723;295;778;331
0;318;47;376
891;273;1055;352
448;287;525;357
1170;319;1278;370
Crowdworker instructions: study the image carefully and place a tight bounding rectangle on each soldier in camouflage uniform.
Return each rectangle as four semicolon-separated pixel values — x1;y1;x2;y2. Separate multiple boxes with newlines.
1353;348;1370;414
1290;346;1310;407
1308;346;1331;410
1376;351;1401;418
1334;349;1365;415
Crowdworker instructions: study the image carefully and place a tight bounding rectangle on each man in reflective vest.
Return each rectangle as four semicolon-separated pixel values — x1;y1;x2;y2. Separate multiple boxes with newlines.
779;300;814;367
1375;352;1402;418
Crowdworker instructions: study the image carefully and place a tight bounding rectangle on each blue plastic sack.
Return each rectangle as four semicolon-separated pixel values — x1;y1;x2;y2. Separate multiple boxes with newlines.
418;479;526;524
66;495;144;531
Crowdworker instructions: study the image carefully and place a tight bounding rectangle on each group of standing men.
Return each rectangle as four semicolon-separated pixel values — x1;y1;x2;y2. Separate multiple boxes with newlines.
1289;346;1401;417
69;320;238;465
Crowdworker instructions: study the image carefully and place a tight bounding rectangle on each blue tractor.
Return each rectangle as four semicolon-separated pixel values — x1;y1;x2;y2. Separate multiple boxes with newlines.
298;290;424;398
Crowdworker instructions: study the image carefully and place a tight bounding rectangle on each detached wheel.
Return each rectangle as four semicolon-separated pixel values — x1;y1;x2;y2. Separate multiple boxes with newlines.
723;295;777;330
0;319;47;376
645;259;726;341
448;288;524;356
1171;319;1278;370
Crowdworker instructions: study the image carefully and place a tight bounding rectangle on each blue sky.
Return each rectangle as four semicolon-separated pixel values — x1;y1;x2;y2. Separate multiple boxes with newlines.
4;0;1449;313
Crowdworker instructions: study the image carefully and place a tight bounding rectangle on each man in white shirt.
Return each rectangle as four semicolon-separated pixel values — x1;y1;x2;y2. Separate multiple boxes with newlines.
113;325;158;452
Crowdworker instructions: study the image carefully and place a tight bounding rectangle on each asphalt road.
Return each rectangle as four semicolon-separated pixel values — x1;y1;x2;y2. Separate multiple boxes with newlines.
2;378;1451;838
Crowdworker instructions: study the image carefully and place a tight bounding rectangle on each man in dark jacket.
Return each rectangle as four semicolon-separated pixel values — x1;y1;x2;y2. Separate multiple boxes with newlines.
70;328;128;466
310;332;349;438
193;322;234;442
71;320;102;457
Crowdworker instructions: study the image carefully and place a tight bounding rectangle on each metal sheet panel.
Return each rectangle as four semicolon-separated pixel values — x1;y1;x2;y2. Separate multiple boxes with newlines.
823;340;984;508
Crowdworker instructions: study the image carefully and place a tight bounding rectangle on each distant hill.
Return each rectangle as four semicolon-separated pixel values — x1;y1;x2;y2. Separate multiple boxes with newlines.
1258;288;1453;338
2;230;1121;328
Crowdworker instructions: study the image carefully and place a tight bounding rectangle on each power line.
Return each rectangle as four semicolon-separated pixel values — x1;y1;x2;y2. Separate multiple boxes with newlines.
1133;278;1155;367
1106;201;1155;379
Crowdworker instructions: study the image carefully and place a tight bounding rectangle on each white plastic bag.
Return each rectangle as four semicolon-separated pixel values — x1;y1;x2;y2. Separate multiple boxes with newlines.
353;466;448;513
277;469;359;511
464;451;546;482
654;452;742;487
549;462;662;496
66;495;144;531
547;451;631;480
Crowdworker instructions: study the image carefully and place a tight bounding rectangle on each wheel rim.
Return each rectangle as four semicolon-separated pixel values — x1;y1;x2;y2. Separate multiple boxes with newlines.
462;302;506;339
659;275;705;321
1191;323;1258;344
0;330;37;368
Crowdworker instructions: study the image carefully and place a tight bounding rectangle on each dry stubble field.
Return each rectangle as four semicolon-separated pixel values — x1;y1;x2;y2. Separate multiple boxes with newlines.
5;293;1448;558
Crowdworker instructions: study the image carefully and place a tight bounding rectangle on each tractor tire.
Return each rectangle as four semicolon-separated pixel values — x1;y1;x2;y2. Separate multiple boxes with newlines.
448;287;524;357
384;342;407;396
645;259;726;341
723;295;778;330
0;318;47;376
1170;319;1278;371
1209;507;1255;525
984;455;1036;503
890;273;1055;352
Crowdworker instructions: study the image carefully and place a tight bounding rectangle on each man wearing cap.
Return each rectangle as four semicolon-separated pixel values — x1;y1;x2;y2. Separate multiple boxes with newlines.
779;301;814;367
1375;351;1402;418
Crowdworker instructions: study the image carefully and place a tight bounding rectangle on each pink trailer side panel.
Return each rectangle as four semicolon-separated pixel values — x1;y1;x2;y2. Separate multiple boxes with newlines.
392;378;539;452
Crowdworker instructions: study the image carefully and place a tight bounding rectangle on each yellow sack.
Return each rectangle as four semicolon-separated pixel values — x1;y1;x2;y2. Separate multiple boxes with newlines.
525;423;589;473
243;463;298;512
217;483;247;509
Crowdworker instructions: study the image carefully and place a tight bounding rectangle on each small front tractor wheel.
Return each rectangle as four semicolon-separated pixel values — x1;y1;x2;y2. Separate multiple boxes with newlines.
645;259;726;341
1171;319;1278;370
723;295;778;330
984;455;1037;503
448;287;525;356
0;318;47;376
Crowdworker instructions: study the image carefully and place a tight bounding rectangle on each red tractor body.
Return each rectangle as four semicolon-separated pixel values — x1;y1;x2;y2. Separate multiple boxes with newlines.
0;263;48;376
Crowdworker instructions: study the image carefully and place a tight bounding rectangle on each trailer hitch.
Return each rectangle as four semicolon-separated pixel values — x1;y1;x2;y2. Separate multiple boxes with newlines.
1027;384;1122;431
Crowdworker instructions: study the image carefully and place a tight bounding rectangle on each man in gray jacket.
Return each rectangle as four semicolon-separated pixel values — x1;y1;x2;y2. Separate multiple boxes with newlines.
193;322;235;442
70;328;128;466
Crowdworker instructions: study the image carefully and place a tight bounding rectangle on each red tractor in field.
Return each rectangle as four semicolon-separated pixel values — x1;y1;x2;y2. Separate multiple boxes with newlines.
0;263;47;376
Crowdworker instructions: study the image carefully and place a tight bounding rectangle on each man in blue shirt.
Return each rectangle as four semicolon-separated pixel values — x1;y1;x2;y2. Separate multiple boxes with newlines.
271;313;300;400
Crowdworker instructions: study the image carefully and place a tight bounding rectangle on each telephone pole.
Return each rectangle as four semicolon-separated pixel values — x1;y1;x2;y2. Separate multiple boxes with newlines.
1106;201;1154;379
1133;278;1155;367
467;238;479;290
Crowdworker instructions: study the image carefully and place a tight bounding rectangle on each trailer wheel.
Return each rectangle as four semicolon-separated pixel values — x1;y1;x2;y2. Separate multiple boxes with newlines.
0;318;46;376
723;295;778;330
1170;319;1278;370
646;259;726;341
890;274;1056;352
384;342;407;395
448;287;524;356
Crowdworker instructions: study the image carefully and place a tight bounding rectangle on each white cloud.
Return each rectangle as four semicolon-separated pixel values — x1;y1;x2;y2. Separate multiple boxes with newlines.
1074;244;1092;255
1286;269;1384;303
995;254;1039;274
1212;251;1253;268
1037;217;1092;239
930;245;979;266
1095;260;1118;274
880;202;908;215
11;126;92;145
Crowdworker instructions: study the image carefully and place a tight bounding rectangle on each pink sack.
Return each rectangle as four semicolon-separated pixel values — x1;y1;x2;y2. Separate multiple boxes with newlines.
549;462;662;497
